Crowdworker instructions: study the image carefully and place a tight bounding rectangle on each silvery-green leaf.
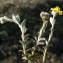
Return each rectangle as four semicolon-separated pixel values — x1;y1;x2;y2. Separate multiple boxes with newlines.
22;56;28;60
27;54;32;57
16;15;20;22
24;34;30;42
51;11;57;18
21;19;26;26
26;41;31;47
19;40;22;44
26;48;32;53
45;40;48;45
21;19;27;33
37;38;47;45
4;16;13;22
12;14;20;22
18;50;23;52
0;16;13;24
50;17;55;27
34;36;38;42
0;17;4;24
37;42;45;45
12;14;17;22
38;38;46;42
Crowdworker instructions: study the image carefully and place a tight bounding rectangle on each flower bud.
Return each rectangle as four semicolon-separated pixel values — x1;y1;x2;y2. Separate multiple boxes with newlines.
40;12;49;22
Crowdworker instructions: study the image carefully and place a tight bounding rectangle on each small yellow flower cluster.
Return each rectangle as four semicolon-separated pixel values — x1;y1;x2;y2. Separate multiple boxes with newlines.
50;6;63;15
40;6;63;22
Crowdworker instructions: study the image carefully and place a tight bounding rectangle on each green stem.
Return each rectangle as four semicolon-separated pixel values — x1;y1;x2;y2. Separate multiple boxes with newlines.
42;22;55;63
17;22;27;58
43;45;48;63
37;21;48;45
21;32;26;55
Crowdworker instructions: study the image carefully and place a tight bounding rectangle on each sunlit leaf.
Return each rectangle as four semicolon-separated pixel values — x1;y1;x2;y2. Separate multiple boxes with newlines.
34;36;38;42
18;50;23;52
16;15;20;22
12;14;20;22
37;38;47;45
24;34;30;42
37;42;45;45
19;40;22;44
39;38;46;41
21;19;27;33
26;48;32;53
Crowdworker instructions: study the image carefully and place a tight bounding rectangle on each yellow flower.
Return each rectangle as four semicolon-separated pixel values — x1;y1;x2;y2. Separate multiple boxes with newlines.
50;6;63;15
